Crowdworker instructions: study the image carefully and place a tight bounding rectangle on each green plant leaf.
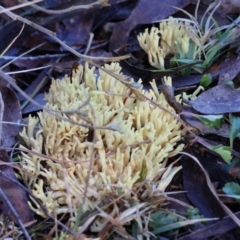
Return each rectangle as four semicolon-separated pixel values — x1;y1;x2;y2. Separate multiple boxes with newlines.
223;182;240;203
152;218;216;235
149;212;178;229
200;74;212;87
196;114;223;129
210;145;232;164
229;114;240;149
185;208;203;220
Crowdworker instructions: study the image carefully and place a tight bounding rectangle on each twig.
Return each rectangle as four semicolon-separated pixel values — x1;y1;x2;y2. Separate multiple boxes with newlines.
0;23;25;58
5;65;52;74
0;0;42;14
1;42;46;70
84;33;94;55
22;0;109;15
0;53;67;61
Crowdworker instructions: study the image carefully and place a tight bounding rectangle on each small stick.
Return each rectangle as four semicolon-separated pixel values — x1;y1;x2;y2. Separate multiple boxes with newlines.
22;0;109;15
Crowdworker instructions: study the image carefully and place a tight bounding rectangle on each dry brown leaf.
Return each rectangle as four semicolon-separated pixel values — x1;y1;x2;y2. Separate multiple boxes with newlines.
219;0;240;13
0;149;34;224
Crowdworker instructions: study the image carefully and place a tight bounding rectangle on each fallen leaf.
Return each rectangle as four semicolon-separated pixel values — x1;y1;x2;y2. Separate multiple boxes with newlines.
218;53;240;84
211;145;232;164
0;149;34;224
191;84;240;114
219;0;240;13
181;153;226;219
56;13;94;47
1;87;21;148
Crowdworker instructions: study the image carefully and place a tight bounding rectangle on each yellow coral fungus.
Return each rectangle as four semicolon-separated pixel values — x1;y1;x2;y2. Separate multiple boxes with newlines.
137;17;198;69
19;62;184;228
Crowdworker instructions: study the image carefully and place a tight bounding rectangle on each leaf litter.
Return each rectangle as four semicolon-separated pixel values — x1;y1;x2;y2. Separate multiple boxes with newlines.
1;0;240;239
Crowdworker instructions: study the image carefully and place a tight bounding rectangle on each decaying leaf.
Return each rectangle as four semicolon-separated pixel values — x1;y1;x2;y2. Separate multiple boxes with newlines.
191;84;240;114
219;0;240;13
1;87;21;148
0;149;34;224
181;154;226;218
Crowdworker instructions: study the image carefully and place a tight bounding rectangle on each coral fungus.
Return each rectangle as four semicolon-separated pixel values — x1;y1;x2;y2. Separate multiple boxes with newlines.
19;62;183;228
137;17;197;69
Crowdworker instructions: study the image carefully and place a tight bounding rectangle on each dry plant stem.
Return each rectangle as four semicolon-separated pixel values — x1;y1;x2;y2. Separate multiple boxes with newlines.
180;151;240;227
0;186;31;240
0;170;74;235
0;23;25;58
194;0;201;20
1;42;46;70
5;65;52;74
0;53;67;60
22;0;109;14
84;33;94;55
0;0;42;14
0;6;129;63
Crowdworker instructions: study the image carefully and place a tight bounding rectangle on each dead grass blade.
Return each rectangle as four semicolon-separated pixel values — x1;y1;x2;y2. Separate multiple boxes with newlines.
1;42;46;70
0;23;25;58
0;0;42;14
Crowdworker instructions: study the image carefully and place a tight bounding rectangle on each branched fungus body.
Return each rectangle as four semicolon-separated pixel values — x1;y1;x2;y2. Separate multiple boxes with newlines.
19;62;183;227
138;17;197;69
